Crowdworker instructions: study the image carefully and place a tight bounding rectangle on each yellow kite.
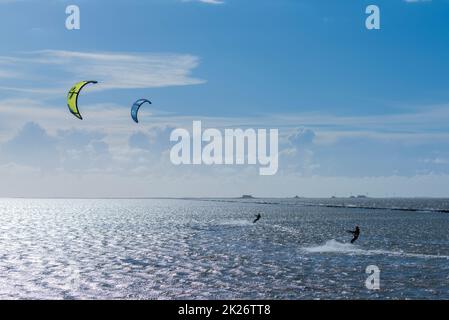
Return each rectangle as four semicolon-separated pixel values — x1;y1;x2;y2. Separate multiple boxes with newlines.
67;81;98;120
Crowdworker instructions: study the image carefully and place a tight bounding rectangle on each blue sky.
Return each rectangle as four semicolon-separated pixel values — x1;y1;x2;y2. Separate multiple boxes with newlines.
0;0;449;197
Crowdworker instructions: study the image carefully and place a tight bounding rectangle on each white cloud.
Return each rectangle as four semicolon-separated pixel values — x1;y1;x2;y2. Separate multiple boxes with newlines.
1;97;449;197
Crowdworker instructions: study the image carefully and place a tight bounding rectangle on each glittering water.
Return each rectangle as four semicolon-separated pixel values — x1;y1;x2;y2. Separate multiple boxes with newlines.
0;198;448;300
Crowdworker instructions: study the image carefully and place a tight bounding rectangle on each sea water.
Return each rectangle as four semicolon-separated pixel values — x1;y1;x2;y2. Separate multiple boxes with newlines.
0;198;448;299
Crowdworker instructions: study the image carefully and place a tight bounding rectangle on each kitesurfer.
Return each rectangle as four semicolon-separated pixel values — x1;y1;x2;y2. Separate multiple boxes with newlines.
253;213;261;223
347;225;360;244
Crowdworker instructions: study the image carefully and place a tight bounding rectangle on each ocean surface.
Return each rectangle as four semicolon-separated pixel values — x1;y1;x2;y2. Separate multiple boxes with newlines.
0;198;448;300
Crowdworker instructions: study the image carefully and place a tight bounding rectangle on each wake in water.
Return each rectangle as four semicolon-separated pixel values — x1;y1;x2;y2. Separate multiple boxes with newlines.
218;219;254;226
304;240;449;260
304;239;363;254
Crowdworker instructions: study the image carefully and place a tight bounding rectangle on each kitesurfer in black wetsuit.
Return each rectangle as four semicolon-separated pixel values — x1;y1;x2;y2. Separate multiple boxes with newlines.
253;214;262;223
347;226;360;244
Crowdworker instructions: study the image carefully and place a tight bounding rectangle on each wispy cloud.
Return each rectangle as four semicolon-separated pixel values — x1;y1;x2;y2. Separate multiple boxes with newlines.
404;0;432;3
2;97;449;143
0;50;205;94
182;0;225;5
0;0;22;3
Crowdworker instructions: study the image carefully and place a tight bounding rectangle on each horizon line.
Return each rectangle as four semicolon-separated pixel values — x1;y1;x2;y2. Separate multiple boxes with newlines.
1;196;448;200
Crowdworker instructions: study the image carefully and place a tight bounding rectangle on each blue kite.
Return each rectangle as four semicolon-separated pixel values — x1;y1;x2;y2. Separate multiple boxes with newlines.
131;99;152;123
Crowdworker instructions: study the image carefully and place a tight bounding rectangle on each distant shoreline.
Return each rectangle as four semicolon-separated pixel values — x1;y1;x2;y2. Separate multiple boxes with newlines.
1;196;448;200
